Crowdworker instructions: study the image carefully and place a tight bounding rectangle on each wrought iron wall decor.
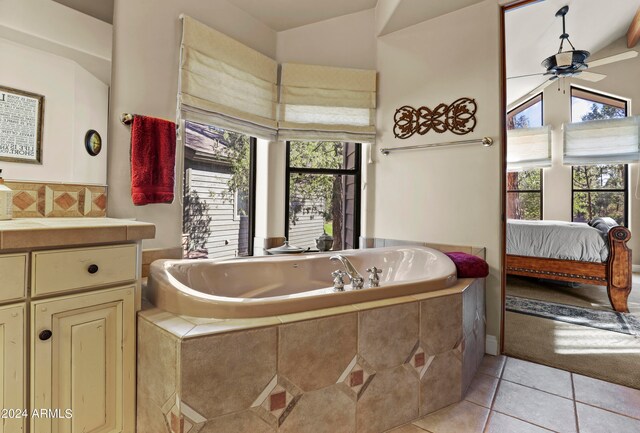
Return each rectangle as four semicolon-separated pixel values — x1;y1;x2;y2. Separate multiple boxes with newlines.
393;97;477;139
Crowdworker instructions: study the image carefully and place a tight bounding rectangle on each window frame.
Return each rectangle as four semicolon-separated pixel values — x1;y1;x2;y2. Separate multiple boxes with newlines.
284;141;362;249
506;92;544;220
569;87;629;227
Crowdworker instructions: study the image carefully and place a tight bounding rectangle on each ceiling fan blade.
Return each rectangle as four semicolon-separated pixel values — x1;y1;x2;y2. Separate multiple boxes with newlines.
589;51;638;68
507;72;545;80
577;71;606;82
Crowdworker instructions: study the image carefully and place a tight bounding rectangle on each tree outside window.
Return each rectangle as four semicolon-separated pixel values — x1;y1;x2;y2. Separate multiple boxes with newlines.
570;87;628;226
506;94;543;220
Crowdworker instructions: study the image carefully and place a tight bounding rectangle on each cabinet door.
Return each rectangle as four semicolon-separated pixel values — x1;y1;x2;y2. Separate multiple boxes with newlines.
31;286;135;433
0;304;25;433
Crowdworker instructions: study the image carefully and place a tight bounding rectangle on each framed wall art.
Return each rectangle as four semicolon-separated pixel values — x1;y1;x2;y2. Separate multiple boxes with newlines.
0;85;44;164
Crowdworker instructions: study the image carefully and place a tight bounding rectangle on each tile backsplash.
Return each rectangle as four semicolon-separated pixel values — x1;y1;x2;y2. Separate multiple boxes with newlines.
6;181;107;218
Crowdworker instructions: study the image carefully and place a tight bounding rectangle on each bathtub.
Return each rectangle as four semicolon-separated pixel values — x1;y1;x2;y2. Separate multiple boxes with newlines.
147;246;457;318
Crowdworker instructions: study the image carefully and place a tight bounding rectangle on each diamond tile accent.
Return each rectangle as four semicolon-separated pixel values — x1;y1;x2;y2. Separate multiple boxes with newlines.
4;181;107;218
350;370;364;387
270;391;287;411
337;355;376;399
406;343;433;379
54;192;77;210
251;375;301;427
13;191;36;210
93;193;107;210
170;412;184;433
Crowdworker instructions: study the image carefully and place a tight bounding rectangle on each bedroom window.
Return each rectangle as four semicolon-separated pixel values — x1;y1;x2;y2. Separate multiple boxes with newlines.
570;88;628;226
285;141;361;251
183;120;256;259
506;94;543;220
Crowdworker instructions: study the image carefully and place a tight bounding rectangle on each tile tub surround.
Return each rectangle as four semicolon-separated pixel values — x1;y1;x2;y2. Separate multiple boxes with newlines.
137;278;485;433
5;180;107;218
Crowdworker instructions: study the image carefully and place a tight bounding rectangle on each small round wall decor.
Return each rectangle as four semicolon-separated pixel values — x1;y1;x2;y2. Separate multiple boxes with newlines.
84;130;102;156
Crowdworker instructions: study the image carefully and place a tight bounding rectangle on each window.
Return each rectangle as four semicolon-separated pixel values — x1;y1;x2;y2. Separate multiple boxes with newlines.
285;141;361;251
182;120;256;259
506;94;543;220
570;88;628;226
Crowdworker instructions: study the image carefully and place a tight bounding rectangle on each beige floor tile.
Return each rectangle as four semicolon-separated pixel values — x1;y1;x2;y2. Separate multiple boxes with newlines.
385;423;428;432
502;357;572;398
576;402;640;433
573;374;640;420
485;412;553;433
464;373;498;408
478;355;506;378
493;381;576;433
413;400;489;433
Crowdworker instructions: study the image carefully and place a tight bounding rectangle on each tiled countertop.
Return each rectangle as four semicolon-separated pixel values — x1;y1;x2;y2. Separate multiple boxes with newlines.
0;217;156;250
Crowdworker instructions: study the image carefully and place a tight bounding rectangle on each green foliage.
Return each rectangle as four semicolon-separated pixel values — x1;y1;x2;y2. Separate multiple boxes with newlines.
571;101;627;225
507;169;542;220
182;189;212;254
580;103;625;121
288;141;344;226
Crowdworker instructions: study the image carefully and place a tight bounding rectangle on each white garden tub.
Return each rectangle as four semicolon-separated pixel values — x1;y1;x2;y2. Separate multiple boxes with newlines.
146;246;457;318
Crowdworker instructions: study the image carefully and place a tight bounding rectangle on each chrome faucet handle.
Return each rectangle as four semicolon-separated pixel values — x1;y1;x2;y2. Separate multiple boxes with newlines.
332;269;347;291
365;267;382;288
351;275;365;290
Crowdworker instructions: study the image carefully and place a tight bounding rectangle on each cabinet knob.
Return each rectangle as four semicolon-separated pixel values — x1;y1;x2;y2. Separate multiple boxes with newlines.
88;264;99;274
39;330;53;341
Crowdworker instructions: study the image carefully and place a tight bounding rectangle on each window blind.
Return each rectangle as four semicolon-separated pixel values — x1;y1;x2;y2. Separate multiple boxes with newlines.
179;16;278;140
507;125;552;171
278;63;377;143
563;116;640;165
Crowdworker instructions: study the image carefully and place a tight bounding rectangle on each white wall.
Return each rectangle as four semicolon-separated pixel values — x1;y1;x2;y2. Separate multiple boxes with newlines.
109;0;277;249
276;9;376;69
0;0;112;84
0;38;108;184
371;0;502;346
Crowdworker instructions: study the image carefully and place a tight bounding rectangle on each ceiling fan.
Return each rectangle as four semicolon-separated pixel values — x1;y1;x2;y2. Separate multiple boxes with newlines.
508;5;639;96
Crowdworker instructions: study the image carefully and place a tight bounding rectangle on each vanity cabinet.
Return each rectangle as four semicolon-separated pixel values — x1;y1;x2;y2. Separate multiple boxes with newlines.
0;218;154;433
31;286;135;433
0;303;26;433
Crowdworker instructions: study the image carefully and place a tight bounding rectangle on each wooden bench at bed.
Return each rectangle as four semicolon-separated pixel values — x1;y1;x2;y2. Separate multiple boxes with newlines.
506;226;632;313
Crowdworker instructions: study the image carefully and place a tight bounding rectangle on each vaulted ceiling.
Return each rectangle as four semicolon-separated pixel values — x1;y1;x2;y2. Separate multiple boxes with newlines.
52;0;114;24
506;0;640;105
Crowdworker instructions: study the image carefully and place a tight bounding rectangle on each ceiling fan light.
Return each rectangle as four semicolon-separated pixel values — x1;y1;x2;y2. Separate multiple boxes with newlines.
556;52;574;67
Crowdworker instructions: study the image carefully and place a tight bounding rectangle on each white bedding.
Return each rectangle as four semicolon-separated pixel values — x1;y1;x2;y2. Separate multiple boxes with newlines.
506;219;609;263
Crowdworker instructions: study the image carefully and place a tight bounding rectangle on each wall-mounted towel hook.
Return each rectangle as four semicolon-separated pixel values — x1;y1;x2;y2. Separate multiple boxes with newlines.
120;113;134;125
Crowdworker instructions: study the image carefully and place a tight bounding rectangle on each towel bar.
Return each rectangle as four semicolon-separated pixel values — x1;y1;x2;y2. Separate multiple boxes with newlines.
380;136;493;155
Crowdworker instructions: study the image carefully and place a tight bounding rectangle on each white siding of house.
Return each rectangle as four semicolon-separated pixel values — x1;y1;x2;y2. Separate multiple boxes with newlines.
288;205;325;250
186;168;243;260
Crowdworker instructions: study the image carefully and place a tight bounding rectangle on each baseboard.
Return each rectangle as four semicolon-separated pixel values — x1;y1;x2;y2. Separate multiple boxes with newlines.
633;264;640;273
485;335;499;356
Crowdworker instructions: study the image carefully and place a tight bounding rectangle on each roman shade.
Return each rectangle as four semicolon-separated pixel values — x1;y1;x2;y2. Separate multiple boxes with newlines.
507;125;552;171
179;15;278;139
563;116;640;165
278;63;377;143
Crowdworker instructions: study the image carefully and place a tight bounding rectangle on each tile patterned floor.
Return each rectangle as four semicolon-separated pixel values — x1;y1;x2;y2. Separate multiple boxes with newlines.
386;355;640;433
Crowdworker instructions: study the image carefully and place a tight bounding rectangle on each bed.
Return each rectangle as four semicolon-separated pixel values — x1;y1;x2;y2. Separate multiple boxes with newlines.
506;219;632;312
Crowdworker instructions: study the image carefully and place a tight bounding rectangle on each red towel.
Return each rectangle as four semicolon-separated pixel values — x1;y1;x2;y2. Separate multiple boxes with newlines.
130;115;176;205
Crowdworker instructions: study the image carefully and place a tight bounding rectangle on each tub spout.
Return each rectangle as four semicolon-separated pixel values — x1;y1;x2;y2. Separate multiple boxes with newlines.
330;254;364;289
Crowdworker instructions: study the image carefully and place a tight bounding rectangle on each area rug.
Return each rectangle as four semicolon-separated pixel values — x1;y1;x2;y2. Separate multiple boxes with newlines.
506;295;640;336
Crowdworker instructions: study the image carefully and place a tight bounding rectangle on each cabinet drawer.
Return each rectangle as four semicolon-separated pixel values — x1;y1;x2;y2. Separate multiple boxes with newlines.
32;244;137;297
0;253;27;302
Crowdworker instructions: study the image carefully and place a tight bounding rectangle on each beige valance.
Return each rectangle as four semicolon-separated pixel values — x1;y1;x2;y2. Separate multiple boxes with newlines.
279;63;377;142
179;16;278;139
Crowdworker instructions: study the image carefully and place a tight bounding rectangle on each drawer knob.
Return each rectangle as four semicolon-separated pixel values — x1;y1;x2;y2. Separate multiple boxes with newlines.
39;330;53;341
88;264;99;274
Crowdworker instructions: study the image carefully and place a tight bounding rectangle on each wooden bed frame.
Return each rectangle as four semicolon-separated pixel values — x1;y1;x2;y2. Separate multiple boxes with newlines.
506;226;632;313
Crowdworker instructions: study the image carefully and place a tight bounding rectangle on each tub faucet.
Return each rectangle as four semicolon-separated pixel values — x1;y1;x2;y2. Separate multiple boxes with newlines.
330;254;364;290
